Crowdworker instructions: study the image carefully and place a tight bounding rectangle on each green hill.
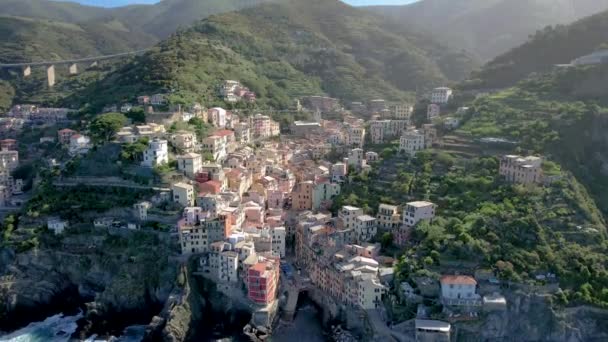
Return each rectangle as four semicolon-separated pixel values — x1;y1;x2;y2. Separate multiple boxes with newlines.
72;0;475;110
367;0;608;61
457;64;608;216
0;0;275;40
471;9;608;89
0;15;154;63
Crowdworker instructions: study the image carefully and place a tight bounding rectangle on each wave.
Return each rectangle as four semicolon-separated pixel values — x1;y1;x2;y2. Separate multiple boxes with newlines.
0;314;147;342
0;312;83;342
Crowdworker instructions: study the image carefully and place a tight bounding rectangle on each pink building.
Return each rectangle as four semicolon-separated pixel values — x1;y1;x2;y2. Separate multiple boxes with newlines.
247;257;280;305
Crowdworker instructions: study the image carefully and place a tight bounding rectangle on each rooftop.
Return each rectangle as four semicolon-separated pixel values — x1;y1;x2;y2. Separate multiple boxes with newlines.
407;201;435;208
440;275;477;285
415;319;451;332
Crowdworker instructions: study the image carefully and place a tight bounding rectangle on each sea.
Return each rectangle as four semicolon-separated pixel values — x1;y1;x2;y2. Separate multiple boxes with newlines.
0;312;146;342
0;300;326;342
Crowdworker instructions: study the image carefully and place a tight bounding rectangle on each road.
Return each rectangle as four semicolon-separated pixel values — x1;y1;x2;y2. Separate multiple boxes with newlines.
53;177;170;192
0;49;150;68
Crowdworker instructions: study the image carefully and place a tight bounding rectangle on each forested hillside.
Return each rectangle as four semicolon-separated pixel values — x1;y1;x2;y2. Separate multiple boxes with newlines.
69;0;476;110
471;9;608;88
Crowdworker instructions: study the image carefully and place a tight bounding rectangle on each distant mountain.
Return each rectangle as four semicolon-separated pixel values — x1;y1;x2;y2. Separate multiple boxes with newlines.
71;0;476;110
0;15;154;63
0;0;275;40
471;9;608;88
366;0;608;61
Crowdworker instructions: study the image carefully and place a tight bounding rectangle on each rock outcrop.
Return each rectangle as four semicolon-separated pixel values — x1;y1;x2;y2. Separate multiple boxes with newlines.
457;292;608;341
0;231;178;334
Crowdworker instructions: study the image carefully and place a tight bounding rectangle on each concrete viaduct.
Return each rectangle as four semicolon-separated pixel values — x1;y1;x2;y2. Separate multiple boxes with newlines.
0;49;149;87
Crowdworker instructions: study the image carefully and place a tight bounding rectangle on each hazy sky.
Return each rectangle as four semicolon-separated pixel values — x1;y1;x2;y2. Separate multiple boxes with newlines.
65;0;419;7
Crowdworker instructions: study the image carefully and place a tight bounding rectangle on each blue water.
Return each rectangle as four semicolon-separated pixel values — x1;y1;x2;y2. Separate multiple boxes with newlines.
0;313;146;342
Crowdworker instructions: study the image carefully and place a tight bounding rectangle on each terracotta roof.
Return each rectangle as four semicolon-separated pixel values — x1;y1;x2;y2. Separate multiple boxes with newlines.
213;129;235;137
58;128;75;133
440;275;477;285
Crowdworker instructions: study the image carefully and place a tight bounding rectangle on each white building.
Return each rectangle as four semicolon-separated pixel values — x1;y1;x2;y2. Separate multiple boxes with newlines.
234;123;251;144
172;182;195;207
444;117;460;130
440;275;480;306
403;201;436;227
331;163;347;183
133;201;152;221
209;107;227;128
68;134;91;156
178;223;209;255
357;273;386;309
47;218;68;235
202;136;227;162
392;104;413;121
399;130;425;155
340;205;364;230
142;138;169;167
170;131;197;153
217;250;239;283
366;151;379;163
347;148;365;170
177;153;203;177
346;126;365;147
355;215;377;243
431;87;453;104
270;226;286;258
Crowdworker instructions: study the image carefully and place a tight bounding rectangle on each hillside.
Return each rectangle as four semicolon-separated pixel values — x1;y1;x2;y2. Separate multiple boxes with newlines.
471;9;608;89
0;15;154;63
455;64;608;217
0;0;275;40
71;0;475;110
367;0;608;61
110;0;273;38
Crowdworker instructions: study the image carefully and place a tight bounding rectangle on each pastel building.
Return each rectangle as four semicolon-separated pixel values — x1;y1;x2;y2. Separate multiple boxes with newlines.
172;182;195;207
499;155;543;186
247;257;280;305
377;204;400;230
177;153;203;177
142;138;169;167
403;201;436;227
431;87;453;104
399;130;425;155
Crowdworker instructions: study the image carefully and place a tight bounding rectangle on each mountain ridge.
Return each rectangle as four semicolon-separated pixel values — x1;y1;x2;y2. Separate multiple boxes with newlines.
366;0;608;61
66;0;476;110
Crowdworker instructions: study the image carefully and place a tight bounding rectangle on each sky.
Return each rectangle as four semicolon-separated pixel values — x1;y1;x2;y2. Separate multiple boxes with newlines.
64;0;419;8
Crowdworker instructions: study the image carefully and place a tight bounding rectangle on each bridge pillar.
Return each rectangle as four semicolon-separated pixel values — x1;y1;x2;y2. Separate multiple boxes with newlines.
68;63;78;75
23;66;31;77
47;65;55;87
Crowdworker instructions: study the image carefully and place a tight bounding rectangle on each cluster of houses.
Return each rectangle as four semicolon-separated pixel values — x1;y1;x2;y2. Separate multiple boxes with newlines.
220;80;256;103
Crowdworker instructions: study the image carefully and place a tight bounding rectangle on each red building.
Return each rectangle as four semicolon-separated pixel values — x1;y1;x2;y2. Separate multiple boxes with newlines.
58;128;76;145
247;257;280;305
197;180;222;195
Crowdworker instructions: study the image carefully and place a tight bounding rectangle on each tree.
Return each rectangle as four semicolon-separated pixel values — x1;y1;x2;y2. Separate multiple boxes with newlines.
90;113;127;142
381;232;393;249
126;108;146;124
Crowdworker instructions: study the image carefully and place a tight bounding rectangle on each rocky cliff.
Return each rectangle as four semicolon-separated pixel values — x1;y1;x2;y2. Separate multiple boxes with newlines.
0;229;178;336
457;292;608;341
